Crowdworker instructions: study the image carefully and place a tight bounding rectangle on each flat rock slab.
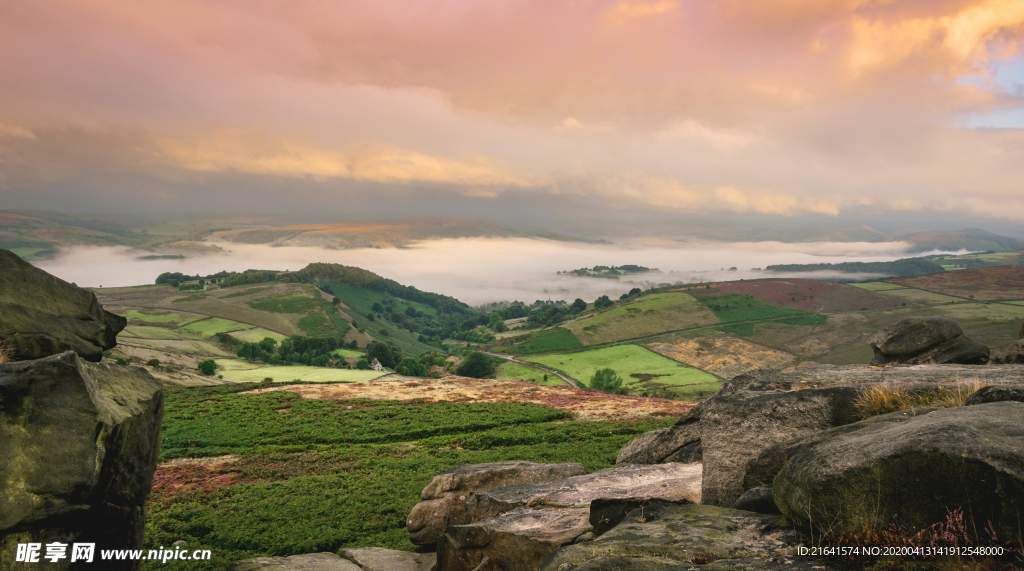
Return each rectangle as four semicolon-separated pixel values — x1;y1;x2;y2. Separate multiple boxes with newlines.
409;461;585;545
540;503;808;571
437;506;591;571
339;547;435;571
229;553;362;571
421;461;585;499
466;463;702;522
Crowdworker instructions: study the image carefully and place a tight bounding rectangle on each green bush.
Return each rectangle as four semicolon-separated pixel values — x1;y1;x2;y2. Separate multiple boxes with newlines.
587;368;626;395
197;359;216;376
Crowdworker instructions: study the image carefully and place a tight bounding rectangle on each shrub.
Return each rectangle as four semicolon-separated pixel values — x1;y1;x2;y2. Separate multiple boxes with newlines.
355;358;371;370
593;295;614;309
0;340;11;363
146;359;160;367
197;358;216;376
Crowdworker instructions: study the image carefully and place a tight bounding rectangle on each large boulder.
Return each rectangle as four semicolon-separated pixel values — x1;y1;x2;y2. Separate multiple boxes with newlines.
773;403;1024;542
699;384;861;506
0;351;163;571
407;461;585;545
0;248;126;362
339;548;435;571
464;463;702;522
870;316;988;365
991;339;1024;364
539;503;817;571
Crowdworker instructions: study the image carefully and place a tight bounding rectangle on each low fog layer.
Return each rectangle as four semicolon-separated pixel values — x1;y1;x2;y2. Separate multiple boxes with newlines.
34;238;958;305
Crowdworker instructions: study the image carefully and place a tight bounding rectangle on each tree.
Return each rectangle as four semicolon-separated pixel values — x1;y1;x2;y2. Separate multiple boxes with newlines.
593;295;614;309
367;340;398;368
571;298;587;311
371;302;383;313
489;313;507;332
397;357;428;377
588;368;626;394
332;297;341;305
456;352;496;378
258;337;278;353
197;358;216;376
355;358;371;370
405;305;418;318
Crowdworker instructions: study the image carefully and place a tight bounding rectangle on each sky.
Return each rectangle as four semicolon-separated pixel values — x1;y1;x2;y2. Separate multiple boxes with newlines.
1;0;1023;231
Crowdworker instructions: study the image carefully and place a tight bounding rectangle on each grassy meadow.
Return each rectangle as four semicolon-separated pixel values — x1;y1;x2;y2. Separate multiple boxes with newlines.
523;344;722;399
144;383;675;570
494;361;567;386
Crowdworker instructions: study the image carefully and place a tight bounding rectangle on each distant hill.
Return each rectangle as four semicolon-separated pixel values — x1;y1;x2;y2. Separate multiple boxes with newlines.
896;228;1023;253
209;217;601;248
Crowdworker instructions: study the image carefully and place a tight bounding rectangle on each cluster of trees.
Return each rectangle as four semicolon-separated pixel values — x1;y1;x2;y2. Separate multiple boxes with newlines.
354;342;447;377
454;352;500;378
764;258;947;278
235;334;356;367
156;271;231;288
619;287;643;300
563;265;654;277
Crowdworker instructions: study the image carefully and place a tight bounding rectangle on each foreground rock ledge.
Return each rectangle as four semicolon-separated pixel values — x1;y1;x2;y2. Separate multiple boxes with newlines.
539;503;820;571
0;351;163;571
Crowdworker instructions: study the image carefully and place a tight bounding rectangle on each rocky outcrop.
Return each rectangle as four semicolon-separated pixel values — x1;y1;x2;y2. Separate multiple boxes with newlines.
991;339;1024;364
437;507;591;571
772;403;1024;541
407;461;585;545
616;364;1024;508
433;463;701;571
965;384;1024;405
0;351;163;571
464;463;702;522
539;503;819;571
870;316;988;365
0;248;126;362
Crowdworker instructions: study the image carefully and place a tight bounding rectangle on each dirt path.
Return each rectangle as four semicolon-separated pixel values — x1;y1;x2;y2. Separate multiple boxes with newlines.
484;352;580;388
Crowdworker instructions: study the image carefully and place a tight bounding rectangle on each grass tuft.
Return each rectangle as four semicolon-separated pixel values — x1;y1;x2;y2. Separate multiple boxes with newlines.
855;379;984;418
0;339;11;363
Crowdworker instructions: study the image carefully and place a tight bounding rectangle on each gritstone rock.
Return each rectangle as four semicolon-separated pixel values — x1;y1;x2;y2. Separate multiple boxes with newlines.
539;503;819;571
772;403;1024;542
407;461;585;545
339;548;435;571
965;384;1024;405
0;248;126;362
0;351;163;571
991;339;1024;364
731;486;779;515
870;316;988;365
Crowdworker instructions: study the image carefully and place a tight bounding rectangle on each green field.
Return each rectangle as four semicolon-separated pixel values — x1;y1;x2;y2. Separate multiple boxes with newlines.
498;327;582;355
121;309;192;323
494;362;566;386
229;328;288;343
331;348;366;359
849;282;907;292
122;326;189;340
176;317;255;338
697;294;826;327
219;366;386;383
564;293;721;345
523;344;721;399
248;293;322;314
145;383;674;569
